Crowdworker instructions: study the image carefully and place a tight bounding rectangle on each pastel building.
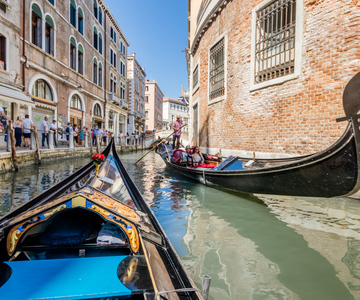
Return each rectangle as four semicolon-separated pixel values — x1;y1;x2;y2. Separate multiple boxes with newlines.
145;79;163;132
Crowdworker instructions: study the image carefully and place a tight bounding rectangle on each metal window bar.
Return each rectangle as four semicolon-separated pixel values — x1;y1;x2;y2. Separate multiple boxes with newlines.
193;65;199;89
255;0;296;84
209;38;225;100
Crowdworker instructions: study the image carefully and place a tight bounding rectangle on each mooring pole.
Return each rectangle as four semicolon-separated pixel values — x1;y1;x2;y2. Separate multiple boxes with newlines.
9;121;19;171
202;275;211;300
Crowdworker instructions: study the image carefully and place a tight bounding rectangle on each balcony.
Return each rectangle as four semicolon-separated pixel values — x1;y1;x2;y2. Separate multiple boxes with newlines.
135;111;141;119
140;113;146;120
120;100;128;110
109;93;120;105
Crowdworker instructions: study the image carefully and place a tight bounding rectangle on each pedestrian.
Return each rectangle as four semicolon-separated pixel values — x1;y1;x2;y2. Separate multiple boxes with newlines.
49;119;58;146
41;115;49;148
14;116;23;147
73;124;78;145
102;130;107;145
79;126;85;145
0;106;10;132
135;133;139;145
118;131;124;145
172;115;186;149
92;126;98;145
65;122;72;142
126;132;130;145
97;126;103;145
22;114;33;147
131;133;135;145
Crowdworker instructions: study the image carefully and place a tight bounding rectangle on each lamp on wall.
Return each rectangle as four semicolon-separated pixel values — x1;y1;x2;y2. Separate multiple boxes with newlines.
60;73;83;93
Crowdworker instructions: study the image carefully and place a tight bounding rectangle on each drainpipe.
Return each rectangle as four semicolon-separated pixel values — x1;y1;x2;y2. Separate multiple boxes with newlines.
22;0;27;91
103;9;107;129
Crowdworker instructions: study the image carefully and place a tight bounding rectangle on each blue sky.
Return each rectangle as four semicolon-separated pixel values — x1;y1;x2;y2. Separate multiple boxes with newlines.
105;0;189;98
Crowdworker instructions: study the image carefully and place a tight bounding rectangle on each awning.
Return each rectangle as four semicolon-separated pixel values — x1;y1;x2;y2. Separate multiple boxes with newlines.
0;83;34;107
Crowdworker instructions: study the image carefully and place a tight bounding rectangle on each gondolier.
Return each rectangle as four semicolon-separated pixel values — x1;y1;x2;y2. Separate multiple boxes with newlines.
172;115;186;149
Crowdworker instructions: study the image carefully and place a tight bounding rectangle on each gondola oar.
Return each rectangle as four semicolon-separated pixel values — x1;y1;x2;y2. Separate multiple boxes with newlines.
134;123;187;165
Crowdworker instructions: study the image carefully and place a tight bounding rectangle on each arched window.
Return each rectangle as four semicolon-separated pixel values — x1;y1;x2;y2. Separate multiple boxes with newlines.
98;33;102;54
93;0;97;17
70;0;76;27
93;26;98;50
98;62;103;87
78;7;83;35
93;57;98;84
78;44;83;75
32;79;53;101
32;4;42;48
94;103;101;116
45;16;54;56
70;37;76;70
98;7;102;25
70;94;82;110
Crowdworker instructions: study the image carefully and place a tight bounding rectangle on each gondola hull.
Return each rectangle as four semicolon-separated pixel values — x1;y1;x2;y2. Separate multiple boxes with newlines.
0;140;202;300
158;120;360;198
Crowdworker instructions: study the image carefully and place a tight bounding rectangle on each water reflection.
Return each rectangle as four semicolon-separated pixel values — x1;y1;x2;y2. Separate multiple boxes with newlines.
1;152;360;299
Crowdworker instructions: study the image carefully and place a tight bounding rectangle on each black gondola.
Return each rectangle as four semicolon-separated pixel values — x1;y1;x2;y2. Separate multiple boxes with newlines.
156;72;360;198
0;140;202;300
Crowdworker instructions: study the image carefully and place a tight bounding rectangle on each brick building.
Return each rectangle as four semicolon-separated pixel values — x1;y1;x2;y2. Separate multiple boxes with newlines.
127;52;146;135
1;0;131;135
187;0;360;157
145;79;163;132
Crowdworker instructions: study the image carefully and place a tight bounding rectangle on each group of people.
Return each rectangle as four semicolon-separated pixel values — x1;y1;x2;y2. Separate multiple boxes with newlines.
117;131;144;146
180;145;204;166
0;107;36;148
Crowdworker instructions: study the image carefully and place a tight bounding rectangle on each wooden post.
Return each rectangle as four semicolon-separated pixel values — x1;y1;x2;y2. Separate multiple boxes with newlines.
8;120;18;171
33;126;41;164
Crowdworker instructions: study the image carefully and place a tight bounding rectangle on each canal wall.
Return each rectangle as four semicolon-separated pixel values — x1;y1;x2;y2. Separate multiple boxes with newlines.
0;145;145;173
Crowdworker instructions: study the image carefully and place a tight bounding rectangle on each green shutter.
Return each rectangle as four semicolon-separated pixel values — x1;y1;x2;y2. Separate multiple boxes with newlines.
70;37;76;48
93;58;97;65
78;7;83;18
99;62;102;70
70;0;76;8
45;16;54;28
32;4;42;18
78;44;83;53
94;26;98;35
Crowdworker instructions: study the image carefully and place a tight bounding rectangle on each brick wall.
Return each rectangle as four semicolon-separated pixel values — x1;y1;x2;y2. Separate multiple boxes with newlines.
191;0;360;156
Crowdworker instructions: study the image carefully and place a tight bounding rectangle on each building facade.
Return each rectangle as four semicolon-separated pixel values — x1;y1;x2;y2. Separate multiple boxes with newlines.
187;0;360;157
127;52;146;135
162;97;189;133
4;0;131;137
145;79;163;132
0;0;34;146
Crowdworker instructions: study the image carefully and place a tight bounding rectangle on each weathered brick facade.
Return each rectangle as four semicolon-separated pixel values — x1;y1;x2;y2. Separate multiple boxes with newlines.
188;0;360;157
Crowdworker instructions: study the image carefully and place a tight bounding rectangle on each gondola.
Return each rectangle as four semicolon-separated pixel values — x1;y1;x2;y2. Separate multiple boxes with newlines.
157;72;360;198
0;139;203;300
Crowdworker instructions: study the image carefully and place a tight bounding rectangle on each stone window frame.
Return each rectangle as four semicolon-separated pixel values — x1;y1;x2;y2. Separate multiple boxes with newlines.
77;42;84;75
250;0;303;91
192;57;200;95
0;31;8;71
207;32;227;106
69;35;77;71
93;56;98;85
77;5;84;35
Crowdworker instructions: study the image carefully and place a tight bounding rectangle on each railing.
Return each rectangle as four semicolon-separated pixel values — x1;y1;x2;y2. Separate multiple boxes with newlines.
109;93;120;105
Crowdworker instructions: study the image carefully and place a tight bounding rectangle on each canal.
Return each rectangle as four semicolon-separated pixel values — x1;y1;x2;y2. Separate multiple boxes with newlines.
1;151;360;300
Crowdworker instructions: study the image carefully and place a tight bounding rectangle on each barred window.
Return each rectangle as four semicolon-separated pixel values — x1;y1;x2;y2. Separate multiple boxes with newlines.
209;38;225;100
193;65;199;90
255;0;296;84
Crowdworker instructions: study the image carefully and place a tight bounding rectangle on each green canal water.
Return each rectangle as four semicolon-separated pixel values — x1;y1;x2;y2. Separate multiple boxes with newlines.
1;151;360;299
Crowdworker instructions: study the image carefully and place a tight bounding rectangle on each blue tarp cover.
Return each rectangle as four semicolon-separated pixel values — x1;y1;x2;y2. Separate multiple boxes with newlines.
0;255;132;299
